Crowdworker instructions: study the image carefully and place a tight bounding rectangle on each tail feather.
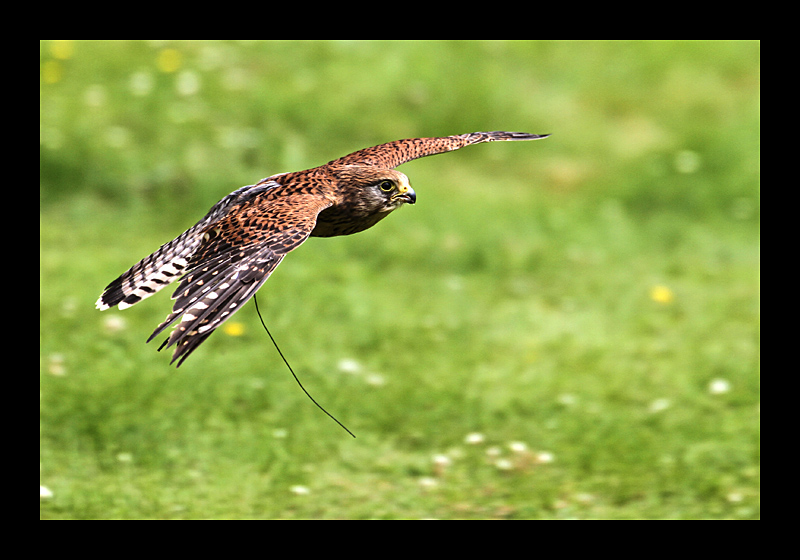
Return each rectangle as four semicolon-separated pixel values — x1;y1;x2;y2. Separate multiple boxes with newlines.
96;180;279;311
95;237;197;310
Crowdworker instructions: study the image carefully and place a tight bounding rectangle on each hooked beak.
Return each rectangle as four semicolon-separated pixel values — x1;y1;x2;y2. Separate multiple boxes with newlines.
393;186;416;205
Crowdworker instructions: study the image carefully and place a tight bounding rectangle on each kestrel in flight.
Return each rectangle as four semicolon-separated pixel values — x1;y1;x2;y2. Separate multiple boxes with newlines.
97;131;549;366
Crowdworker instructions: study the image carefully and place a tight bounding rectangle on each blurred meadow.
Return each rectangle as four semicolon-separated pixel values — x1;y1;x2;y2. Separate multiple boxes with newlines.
40;40;760;519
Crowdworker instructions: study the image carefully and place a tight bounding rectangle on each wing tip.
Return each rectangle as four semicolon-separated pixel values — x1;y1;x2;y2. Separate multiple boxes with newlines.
471;131;551;141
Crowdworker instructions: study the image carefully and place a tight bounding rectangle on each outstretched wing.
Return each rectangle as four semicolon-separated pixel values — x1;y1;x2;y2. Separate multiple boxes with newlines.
149;193;332;367
331;131;550;170
96;179;282;311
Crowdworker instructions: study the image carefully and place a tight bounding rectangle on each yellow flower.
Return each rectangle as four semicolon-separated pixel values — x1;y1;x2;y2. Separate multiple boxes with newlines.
42;60;62;84
650;285;674;305
223;322;245;337
51;40;74;60
157;48;182;73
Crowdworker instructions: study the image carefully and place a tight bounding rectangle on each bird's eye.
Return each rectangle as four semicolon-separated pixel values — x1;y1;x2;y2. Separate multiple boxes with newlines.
378;180;394;192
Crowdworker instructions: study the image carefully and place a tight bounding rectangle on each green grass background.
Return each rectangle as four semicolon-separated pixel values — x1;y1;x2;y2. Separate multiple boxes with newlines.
40;40;760;519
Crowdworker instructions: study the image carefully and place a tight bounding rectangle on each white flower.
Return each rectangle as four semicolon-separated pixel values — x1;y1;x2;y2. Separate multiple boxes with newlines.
727;491;744;503
103;314;127;334
418;477;438;489
557;393;577;406
337;359;362;374
709;378;731;395
464;432;485;445
365;373;386;387
48;354;66;376
509;441;528;453
649;398;671;413
536;451;555;464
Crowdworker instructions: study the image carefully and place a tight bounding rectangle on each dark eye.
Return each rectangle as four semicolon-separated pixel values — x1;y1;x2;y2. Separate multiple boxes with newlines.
379;180;394;192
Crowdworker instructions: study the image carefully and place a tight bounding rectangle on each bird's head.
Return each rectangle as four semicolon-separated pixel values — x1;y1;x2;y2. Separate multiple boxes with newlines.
332;166;416;214
373;169;416;210
312;166;417;238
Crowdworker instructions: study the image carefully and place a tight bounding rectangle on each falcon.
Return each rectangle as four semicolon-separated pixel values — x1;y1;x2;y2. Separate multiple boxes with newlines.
97;131;549;366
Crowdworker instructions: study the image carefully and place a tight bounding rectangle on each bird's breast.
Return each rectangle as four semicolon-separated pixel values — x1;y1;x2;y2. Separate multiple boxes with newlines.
311;204;394;238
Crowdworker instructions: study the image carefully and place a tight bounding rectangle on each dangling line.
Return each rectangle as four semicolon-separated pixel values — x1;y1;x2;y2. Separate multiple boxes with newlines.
253;294;355;438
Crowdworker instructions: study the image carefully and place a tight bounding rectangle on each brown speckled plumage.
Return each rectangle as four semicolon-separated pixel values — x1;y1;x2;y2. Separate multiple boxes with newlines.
96;131;549;366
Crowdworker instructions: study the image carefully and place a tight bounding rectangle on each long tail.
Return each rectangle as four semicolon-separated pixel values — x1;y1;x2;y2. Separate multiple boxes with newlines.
95;228;205;310
96;181;278;311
